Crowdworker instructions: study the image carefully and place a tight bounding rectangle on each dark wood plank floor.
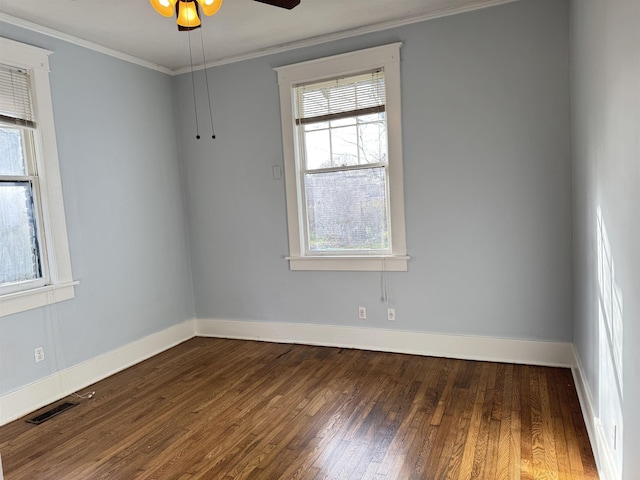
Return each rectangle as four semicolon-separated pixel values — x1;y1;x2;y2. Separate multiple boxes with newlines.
0;338;598;479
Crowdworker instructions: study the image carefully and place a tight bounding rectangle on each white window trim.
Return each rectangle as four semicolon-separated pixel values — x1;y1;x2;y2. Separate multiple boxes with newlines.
276;43;408;272
1;37;77;317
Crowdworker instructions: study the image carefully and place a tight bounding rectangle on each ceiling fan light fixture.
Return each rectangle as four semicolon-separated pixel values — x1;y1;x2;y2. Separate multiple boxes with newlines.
197;0;223;17
150;0;177;17
176;0;201;28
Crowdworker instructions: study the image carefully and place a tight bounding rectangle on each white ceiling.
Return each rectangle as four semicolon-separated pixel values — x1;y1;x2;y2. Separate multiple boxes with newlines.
0;0;514;73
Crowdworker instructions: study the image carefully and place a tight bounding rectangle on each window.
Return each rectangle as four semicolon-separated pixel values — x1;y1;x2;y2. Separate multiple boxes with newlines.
0;37;76;317
276;43;408;271
1;67;45;292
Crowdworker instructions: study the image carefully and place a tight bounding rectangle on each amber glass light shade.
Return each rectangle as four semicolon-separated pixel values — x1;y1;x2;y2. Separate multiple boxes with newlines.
149;0;177;17
176;1;201;28
197;0;223;16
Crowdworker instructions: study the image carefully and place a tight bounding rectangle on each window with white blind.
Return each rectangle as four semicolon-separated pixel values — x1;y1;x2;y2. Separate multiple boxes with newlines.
1;65;44;290
0;37;76;317
276;43;408;271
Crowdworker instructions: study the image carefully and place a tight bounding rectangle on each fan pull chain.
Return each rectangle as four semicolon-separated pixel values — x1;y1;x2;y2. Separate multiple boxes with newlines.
199;26;216;139
187;28;201;139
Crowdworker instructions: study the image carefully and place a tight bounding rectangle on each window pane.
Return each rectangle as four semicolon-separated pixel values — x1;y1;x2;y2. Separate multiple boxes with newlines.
0;127;26;175
358;121;387;164
331;125;358;166
0;181;42;285
304;167;389;252
304;129;331;170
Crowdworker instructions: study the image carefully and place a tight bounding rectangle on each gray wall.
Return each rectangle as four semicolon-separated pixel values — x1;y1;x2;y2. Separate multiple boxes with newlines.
571;0;640;477
0;24;194;394
177;0;573;341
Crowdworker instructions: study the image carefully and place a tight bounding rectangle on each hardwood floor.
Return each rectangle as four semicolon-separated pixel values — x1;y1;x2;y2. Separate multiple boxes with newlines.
0;338;598;479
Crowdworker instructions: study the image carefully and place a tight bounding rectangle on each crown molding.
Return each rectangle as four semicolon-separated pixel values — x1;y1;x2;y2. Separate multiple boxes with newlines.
172;0;517;75
2;0;516;76
0;13;173;75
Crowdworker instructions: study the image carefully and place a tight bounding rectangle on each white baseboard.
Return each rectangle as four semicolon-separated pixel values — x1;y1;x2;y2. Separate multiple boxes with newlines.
571;347;619;480
196;318;575;367
0;319;196;426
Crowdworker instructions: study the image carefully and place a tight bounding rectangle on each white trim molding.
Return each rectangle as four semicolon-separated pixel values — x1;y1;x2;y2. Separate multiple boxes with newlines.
0;320;195;426
196;318;575;367
286;255;410;272
0;281;78;318
571;347;620;480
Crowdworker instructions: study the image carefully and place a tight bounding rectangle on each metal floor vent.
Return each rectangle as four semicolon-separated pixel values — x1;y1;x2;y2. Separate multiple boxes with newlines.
26;402;77;425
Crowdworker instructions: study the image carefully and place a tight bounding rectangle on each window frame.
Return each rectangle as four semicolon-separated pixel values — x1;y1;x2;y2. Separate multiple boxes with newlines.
275;43;408;271
1;126;48;294
0;37;77;317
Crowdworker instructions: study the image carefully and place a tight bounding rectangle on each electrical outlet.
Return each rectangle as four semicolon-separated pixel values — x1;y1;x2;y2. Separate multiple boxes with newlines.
358;306;367;320
387;308;396;321
34;346;45;363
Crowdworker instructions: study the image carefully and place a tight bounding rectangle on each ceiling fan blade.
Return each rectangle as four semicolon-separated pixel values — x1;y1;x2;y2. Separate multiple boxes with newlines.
254;0;301;9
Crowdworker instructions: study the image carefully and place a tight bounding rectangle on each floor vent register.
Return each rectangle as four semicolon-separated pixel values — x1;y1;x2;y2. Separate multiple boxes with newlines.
26;402;78;425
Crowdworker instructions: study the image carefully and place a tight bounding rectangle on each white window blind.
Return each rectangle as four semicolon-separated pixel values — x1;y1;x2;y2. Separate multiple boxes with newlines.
0;64;36;129
294;70;385;126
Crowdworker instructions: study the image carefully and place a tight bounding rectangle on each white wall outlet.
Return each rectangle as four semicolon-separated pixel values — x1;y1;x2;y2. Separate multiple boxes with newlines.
34;346;45;363
358;306;367;320
387;308;396;321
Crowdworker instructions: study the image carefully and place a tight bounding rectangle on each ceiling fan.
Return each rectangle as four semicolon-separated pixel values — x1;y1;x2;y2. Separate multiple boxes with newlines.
254;0;300;9
150;0;301;31
150;0;301;140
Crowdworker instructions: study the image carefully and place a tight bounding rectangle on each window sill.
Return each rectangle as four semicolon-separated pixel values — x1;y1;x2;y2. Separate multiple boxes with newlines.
0;281;79;318
285;256;409;272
